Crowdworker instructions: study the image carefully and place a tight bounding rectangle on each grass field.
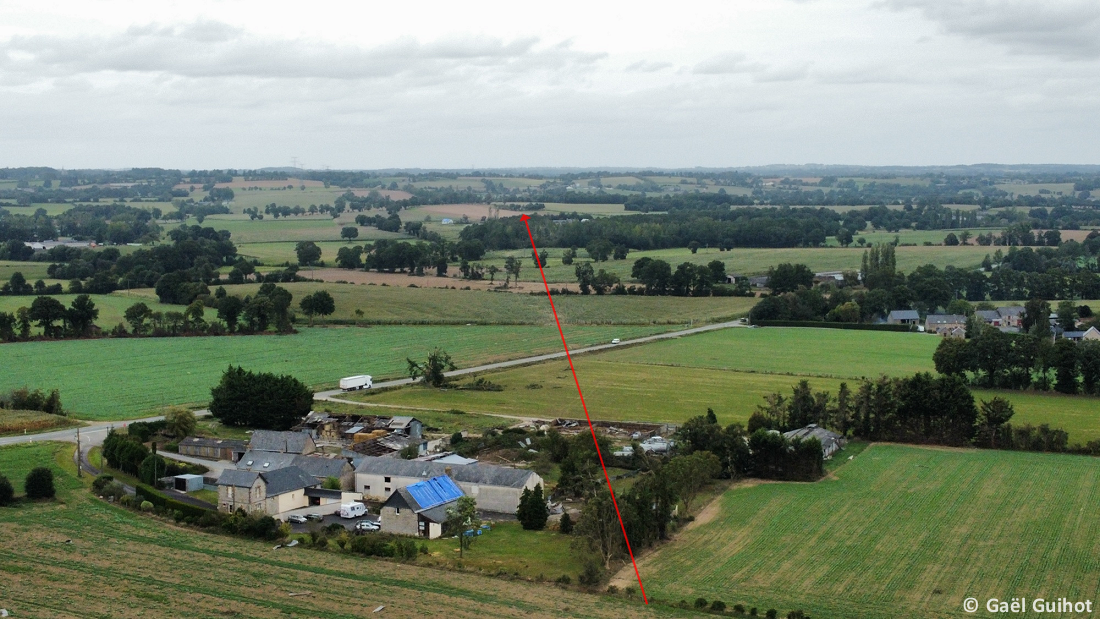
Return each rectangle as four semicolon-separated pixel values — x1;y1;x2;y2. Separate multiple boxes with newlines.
0;325;668;421
197;281;756;325
0;292;180;332
0;409;80;436
0;442;680;619
0;260;52;281
234;239;409;264
418;520;586;581
480;244;992;283
636;444;1100;618
359;327;1100;442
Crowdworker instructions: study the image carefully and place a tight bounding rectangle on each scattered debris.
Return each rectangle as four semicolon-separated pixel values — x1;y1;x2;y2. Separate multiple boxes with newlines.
287;591;312;597
372;605;386;613
285;539;298;547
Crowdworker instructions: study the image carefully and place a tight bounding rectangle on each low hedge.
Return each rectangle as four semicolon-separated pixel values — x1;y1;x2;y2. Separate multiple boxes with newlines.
751;320;914;332
135;483;213;521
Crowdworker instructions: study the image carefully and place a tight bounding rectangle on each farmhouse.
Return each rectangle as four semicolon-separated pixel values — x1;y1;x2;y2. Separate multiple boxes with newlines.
355;456;542;513
1063;326;1100;342
997;306;1025;328
178;437;247;462
379;475;464;539
783;424;846;458
886;310;920;326
236;450;354;489
216;466;317;516
925;314;967;335
248;430;316;455
974;309;1002;326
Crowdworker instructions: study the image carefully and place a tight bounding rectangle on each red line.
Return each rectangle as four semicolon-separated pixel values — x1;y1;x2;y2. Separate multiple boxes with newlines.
521;219;649;604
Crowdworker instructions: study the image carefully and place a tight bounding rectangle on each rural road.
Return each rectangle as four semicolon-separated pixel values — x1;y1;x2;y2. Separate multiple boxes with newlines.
314;318;746;401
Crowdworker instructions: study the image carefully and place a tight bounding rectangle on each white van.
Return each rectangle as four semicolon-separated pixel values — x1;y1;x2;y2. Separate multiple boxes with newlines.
339;502;367;519
340;375;373;391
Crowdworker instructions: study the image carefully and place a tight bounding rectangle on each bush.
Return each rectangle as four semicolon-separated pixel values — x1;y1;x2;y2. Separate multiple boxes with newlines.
24;467;55;500
606;585;619;595
766;610;778;619
695;598;709;609
140;500;154;511
559;511;574;534
716;601;731;612
0;474;14;506
556;574;572;585
91;474;115;493
578;560;604;586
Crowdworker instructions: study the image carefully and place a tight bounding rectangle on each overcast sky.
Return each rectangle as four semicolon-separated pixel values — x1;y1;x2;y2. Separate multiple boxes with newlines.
2;0;1098;170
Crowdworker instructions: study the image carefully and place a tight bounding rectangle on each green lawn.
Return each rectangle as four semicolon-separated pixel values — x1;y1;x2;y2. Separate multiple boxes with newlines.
0;442;676;619
419;520;586;582
640;444;1100;618
0;324;668;421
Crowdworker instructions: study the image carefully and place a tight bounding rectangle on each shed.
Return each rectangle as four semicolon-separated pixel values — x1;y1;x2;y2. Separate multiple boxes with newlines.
380;475;463;539
173;474;204;492
782;424;846;458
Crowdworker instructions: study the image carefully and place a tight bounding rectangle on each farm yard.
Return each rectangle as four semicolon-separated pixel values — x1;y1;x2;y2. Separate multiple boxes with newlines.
359;327;1100;443
0;324;668;421
631;444;1100;619
0;443;674;619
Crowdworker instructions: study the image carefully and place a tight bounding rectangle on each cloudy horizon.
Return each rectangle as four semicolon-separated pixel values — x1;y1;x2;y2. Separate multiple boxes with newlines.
2;0;1098;170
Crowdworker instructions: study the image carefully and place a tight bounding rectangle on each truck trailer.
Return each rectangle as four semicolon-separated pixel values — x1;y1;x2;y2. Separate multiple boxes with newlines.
339;375;372;391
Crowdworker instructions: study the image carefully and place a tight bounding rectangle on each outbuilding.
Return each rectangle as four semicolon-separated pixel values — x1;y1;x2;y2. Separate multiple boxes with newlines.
380;475;463;539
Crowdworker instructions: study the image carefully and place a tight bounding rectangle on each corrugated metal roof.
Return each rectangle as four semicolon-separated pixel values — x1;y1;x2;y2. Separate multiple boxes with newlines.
406;476;464;511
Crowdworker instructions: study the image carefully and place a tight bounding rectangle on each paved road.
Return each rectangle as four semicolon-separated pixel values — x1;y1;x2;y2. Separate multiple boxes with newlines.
315;319;746;402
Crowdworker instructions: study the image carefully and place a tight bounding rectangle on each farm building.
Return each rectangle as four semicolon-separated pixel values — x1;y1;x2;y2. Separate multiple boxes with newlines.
974;309;1002;326
997;306;1025;328
236;450;354;489
178;437;247;462
1064;326;1100;342
355;456;542;513
216;465;318;516
248;430;316;455
886;310;920;326
783;424;846;458
380;475;464;539
387;416;423;438
173;474;204;492
925;314;967;335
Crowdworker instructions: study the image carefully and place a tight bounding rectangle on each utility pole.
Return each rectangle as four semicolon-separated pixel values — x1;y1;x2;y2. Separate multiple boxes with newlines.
76;427;82;478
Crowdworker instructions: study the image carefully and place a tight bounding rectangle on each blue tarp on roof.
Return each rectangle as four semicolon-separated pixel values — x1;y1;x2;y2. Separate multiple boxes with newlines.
407;475;464;510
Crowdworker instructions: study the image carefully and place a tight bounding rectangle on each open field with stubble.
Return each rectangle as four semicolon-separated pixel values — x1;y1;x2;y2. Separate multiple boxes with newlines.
632;444;1100;619
0;442;680;619
0;409;79;436
359;327;1100;442
0;324;669;421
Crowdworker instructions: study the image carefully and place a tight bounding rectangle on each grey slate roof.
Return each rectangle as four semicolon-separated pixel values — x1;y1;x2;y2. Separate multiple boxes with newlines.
217;469;259;488
248;430;313;454
926;314;967;325
258;466;317;496
237;450;351;480
782;424;842;443
355;456;537;489
180;436;247;450
974;310;1001;322
997;306;1025;317
887;310;919;321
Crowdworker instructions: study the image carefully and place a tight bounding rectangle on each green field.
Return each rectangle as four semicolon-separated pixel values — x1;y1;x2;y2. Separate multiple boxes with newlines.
359;327;1100;442
0;260;51;281
480;244;991;284
200;281;756;325
0;442;678;619
0;292;180;332
0;325;667;421
234;239;408;264
638;444;1100;618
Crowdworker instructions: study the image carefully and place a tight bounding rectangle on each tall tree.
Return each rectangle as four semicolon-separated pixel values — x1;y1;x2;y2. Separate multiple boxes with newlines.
208;366;314;430
444;496;481;557
65;294;99;336
664;451;721;514
517;483;549;530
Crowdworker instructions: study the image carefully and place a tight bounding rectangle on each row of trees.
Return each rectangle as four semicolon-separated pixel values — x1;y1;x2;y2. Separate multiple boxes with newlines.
0;387;64;415
0;294;99;340
935;325;1100;394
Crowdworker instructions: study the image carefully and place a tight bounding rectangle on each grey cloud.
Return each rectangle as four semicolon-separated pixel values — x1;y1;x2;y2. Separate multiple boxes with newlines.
625;60;673;73
692;52;766;75
0;21;600;80
880;0;1100;59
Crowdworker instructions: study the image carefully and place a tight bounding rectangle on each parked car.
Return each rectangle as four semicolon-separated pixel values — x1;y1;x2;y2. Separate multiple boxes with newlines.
354;520;380;532
611;338;621;344
305;513;324;521
287;514;307;524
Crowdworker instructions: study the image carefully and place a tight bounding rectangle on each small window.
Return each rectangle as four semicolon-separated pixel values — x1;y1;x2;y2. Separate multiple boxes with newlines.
384;476;391;483
363;485;370;491
385;487;391;493
245;460;253;466
396;508;401;515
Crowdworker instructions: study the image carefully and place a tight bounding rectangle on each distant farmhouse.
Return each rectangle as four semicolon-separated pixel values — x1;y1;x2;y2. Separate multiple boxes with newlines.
783;424;846;459
925;314;967;337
